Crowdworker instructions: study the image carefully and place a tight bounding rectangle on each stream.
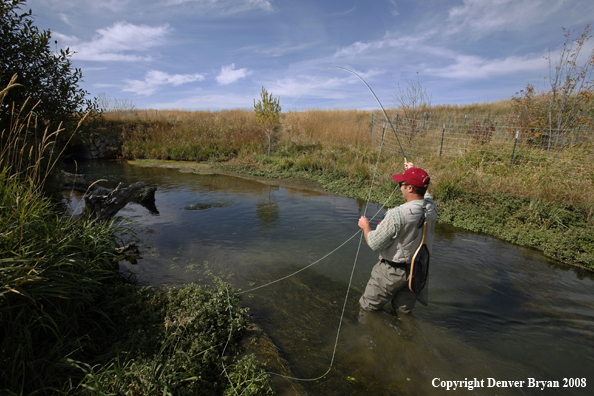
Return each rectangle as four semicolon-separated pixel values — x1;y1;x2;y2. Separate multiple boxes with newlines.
65;160;594;395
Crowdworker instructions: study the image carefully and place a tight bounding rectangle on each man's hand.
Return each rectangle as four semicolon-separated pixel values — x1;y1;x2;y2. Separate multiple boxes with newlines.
358;216;370;230
404;158;414;170
358;216;372;246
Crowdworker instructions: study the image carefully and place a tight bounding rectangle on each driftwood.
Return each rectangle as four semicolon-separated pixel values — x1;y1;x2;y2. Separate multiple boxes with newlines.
62;170;158;222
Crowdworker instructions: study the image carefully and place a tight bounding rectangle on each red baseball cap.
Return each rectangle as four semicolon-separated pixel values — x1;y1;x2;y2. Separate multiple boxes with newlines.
393;167;430;188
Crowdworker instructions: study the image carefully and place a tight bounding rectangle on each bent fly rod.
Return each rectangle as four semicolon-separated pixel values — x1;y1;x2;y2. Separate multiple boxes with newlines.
327;67;407;160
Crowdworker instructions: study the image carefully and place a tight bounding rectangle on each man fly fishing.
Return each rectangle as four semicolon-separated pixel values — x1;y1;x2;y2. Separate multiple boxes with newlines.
358;160;437;316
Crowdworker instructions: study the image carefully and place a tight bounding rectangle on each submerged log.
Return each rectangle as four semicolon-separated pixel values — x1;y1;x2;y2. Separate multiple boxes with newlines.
62;170;158;221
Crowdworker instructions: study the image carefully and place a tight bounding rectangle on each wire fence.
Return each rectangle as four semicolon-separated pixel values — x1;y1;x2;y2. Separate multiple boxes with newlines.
370;110;594;169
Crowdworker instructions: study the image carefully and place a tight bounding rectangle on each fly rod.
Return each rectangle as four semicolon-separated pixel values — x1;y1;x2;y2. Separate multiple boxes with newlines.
327;67;407;160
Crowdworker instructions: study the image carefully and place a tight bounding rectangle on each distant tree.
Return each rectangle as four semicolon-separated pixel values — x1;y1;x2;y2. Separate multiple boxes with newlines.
253;86;281;155
394;77;432;141
0;0;94;141
511;25;594;146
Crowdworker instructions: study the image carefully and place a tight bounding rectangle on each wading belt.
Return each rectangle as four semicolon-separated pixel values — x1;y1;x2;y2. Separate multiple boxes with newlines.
380;258;408;269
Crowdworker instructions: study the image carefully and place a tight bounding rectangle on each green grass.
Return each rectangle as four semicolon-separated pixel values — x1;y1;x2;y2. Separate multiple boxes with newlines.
0;171;122;392
69;281;274;396
0;177;275;394
1;79;275;395
215;146;594;270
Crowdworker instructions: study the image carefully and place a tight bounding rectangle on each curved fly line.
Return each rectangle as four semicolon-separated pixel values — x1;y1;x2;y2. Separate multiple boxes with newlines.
223;67;407;390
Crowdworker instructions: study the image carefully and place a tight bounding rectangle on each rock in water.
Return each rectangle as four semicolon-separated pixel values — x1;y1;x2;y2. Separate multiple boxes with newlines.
184;201;232;211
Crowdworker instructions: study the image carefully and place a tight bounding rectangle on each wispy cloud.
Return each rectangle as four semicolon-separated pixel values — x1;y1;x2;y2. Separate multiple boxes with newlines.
333;31;437;59
425;53;547;79
216;64;251;85
164;0;273;15
388;0;399;16
243;41;319;57
93;0;132;12
269;69;383;99
123;70;205;95
53;22;171;61
42;0;132;13
445;0;564;37
58;13;72;26
151;93;255;109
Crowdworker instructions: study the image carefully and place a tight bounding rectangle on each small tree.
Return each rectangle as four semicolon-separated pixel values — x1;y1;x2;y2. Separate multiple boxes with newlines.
394;77;432;141
253;86;281;155
511;25;594;147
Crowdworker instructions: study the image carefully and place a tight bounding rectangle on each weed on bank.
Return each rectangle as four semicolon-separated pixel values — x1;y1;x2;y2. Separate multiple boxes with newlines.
0;79;274;394
0;172;274;395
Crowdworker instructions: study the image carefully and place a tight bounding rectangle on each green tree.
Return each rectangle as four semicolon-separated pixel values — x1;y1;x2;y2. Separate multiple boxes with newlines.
253;86;281;155
1;0;93;142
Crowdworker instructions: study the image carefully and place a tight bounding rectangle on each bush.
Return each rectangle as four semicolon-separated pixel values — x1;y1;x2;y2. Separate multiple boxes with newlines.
1;0;95;143
72;282;274;396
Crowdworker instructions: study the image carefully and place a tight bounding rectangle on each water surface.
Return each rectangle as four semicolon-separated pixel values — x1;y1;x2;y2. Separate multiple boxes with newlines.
66;160;594;395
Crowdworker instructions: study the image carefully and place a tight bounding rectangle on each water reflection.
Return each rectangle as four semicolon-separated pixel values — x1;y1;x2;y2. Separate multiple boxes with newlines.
66;160;594;396
256;186;280;231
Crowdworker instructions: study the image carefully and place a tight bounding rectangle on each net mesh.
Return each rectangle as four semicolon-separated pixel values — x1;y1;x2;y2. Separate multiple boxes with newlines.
410;243;430;306
409;201;430;306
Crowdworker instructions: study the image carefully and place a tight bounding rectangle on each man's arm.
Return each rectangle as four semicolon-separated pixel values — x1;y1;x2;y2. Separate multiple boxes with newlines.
358;216;372;245
358;209;404;251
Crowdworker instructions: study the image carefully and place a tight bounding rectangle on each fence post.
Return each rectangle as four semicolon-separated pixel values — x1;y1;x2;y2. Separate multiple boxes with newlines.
370;110;374;140
511;130;519;166
423;111;427;133
439;123;446;157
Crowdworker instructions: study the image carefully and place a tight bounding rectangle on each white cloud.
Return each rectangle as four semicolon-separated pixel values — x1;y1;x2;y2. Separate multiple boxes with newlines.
53;22;171;61
446;0;564;37
94;83;119;88
151;93;255;109
164;0;273;14
90;0;131;12
123;70;205;95
216;64;251;85
388;0;399;16
58;13;72;26
425;53;547;79
243;41;320;57
333;31;438;59
269;69;383;99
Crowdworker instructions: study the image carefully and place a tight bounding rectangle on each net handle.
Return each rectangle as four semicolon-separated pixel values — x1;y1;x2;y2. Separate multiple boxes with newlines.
409;219;430;293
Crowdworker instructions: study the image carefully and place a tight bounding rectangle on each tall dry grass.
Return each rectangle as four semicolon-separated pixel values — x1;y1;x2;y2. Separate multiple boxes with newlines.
282;108;372;147
101;102;593;213
115;109;264;161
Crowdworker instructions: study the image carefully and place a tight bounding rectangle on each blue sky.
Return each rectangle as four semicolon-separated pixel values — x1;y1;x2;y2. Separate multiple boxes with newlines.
26;0;594;111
